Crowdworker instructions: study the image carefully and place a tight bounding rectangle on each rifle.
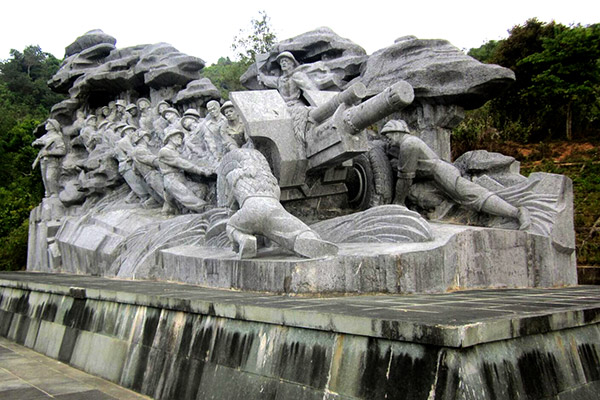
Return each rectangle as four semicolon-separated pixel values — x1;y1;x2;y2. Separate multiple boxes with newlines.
32;151;43;169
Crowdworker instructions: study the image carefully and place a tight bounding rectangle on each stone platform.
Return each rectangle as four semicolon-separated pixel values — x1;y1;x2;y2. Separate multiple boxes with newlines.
29;205;577;295
1;272;599;399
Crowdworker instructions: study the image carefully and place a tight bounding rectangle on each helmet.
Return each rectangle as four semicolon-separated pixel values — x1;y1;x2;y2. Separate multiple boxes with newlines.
163;127;184;144
161;107;180;119
220;101;235;114
45;119;61;132
276;51;299;66
380;120;410;135
122;125;136;133
136;98;151;108
183;109;201;119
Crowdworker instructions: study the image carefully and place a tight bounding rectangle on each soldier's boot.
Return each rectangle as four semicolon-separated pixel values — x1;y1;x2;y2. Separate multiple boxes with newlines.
517;207;531;231
230;229;257;259
293;231;338;259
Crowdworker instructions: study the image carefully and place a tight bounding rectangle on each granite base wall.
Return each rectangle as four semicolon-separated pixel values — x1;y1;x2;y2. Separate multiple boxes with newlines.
28;207;577;294
1;282;599;400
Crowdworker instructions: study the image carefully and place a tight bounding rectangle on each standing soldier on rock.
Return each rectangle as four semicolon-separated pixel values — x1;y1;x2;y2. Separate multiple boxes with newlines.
32;119;67;198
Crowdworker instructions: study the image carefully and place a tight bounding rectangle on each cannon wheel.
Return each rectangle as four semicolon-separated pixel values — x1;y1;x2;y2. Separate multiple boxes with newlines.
347;145;393;211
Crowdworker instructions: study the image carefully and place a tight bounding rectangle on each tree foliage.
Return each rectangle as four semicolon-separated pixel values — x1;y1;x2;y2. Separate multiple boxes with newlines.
458;19;600;143
0;45;64;270
231;10;277;64
518;24;600;140
201;57;249;100
467;40;499;63
203;12;278;100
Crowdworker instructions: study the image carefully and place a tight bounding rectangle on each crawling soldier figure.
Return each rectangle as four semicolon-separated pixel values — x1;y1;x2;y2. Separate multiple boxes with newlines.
382;120;531;230
217;148;338;259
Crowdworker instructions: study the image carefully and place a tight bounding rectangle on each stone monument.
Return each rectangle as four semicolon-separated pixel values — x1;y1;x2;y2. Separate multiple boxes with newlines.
1;27;593;400
25;29;575;294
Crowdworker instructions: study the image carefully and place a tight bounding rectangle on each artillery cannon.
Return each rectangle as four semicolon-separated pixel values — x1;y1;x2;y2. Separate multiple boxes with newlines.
230;80;414;205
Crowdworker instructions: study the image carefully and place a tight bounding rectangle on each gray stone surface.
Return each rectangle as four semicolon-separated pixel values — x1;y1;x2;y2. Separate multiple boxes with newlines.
64;29;117;57
311;205;432;243
359;35;515;109
27;28;576;293
0;337;148;399
173;78;220;109
1;273;599;399
0;272;598;348
241;27;368;91
27;197;576;293
50;32;205;99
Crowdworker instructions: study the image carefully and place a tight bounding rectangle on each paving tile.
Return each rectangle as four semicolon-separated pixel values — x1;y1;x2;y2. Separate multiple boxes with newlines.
0;387;51;399
55;389;117;400
0;338;151;400
28;377;96;396
0;376;31;391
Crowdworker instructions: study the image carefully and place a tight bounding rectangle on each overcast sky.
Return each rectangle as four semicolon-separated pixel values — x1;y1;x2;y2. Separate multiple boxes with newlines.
1;0;598;65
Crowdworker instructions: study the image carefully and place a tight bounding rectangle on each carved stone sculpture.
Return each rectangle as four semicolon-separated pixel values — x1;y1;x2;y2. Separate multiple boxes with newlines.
25;29;576;293
158;129;214;213
200;100;227;160
219;101;247;149
32;119;66;198
217;148;338;258
115;125;153;205
257;51;317;144
131;130;165;205
381;120;531;230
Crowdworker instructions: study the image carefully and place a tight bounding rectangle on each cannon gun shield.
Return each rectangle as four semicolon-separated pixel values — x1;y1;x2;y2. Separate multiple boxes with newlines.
230;90;307;193
230;81;414;205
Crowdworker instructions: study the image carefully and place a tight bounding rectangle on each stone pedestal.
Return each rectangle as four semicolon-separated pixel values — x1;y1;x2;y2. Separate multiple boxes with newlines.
27;205;576;294
1;272;599;400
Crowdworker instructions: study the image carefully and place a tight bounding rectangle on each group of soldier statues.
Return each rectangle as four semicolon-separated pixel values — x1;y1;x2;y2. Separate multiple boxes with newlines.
33;97;251;214
32;88;341;258
31;50;534;259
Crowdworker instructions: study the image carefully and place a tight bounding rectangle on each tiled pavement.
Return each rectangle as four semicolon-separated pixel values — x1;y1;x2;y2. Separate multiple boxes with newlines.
0;336;150;399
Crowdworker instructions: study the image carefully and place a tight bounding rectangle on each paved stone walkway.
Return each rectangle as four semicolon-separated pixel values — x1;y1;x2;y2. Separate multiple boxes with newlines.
0;336;150;400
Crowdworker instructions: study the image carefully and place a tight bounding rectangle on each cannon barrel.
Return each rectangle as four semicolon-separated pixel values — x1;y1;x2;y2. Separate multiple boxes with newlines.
308;83;367;124
342;80;414;134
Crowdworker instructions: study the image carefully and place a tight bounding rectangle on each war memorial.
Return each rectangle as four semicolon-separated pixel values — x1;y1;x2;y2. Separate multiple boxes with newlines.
0;28;599;399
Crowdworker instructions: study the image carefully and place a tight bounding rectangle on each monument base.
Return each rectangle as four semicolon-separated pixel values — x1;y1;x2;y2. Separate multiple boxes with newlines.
1;272;599;400
27;204;576;294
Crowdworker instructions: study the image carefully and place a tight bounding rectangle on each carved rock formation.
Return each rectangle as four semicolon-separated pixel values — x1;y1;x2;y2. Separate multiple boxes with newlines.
359;36;516;109
241;27;368;90
49;30;206;102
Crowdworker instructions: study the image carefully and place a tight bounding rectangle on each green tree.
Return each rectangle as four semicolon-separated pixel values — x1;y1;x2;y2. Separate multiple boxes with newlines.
1;45;63;109
201;57;249;100
468;40;500;63
0;46;64;270
202;12;278;100
231;10;277;64
489;19;568;141
461;19;600;143
518;24;600;140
